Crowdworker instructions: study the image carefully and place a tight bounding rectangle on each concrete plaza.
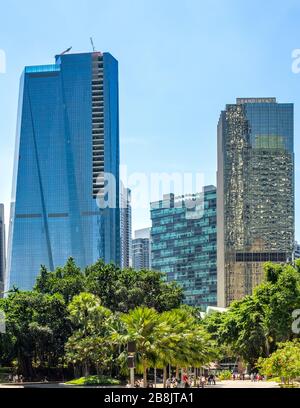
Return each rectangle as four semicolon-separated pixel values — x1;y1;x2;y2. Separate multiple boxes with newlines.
0;380;280;389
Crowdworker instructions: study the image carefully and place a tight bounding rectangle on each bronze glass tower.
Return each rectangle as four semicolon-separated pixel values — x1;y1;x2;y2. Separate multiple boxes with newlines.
217;98;294;307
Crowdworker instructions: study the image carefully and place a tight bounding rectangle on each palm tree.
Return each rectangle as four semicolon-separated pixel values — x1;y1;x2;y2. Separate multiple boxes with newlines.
159;308;217;384
112;307;167;387
150;308;216;387
67;293;113;376
113;306;216;388
68;292;112;337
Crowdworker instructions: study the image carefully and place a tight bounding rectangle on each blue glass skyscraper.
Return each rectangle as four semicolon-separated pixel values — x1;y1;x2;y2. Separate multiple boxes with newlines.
6;52;120;291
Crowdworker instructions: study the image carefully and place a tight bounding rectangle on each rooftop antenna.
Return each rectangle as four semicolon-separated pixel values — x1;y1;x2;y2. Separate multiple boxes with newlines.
90;37;96;52
60;47;72;56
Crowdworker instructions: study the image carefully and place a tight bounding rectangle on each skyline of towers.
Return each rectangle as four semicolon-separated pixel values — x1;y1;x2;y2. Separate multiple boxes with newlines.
217;98;295;307
0;48;297;308
6;52;121;291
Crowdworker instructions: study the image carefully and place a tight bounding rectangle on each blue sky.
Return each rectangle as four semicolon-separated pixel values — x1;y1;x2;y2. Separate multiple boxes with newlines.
0;0;299;238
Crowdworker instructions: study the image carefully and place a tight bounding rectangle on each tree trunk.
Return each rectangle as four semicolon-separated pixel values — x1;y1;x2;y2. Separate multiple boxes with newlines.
154;367;157;388
176;366;179;379
84;361;89;377
163;367;167;388
19;354;34;380
266;340;270;357
143;363;147;388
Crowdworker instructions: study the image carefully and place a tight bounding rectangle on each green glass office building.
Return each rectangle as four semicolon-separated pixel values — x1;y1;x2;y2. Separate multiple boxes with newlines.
151;186;217;309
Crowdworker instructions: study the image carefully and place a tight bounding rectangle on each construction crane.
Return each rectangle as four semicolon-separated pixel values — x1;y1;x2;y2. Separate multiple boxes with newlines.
90;37;96;52
60;47;72;56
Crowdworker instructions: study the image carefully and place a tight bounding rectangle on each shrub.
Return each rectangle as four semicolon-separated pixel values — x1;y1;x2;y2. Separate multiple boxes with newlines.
0;367;13;374
218;370;232;381
66;376;121;386
257;340;300;385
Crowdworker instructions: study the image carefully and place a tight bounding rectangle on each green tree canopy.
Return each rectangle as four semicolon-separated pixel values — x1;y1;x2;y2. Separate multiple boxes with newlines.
85;261;184;312
257;340;300;385
35;258;184;312
203;261;300;367
35;257;85;303
0;292;70;377
65;293;115;377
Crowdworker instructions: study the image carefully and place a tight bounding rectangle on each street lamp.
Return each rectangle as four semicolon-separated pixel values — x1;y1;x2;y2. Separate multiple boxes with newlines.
128;342;136;387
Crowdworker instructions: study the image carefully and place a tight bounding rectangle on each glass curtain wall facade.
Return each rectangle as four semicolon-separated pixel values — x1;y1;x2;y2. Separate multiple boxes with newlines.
132;239;151;270
217;98;294;307
6;52;120;291
132;228;151;270
0;204;6;296
120;186;132;269
151;187;217;309
295;242;300;260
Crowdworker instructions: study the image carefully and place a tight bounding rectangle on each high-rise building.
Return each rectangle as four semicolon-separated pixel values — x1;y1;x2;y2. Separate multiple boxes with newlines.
217;98;294;307
151;187;217;309
0;204;6;297
135;228;151;240
120;186;132;268
132;228;151;270
6;52;120;291
294;242;300;260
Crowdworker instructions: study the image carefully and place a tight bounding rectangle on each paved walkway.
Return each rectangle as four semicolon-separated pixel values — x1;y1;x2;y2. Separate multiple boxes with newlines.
205;380;279;388
0;380;280;389
154;380;279;389
0;382;63;389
